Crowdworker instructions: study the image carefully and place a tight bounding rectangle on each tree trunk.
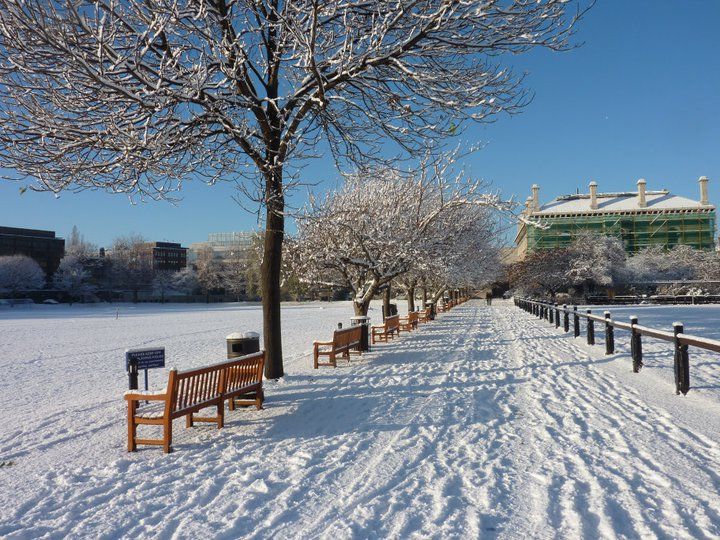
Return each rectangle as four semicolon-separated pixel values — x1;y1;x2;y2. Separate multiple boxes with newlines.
407;285;416;312
421;287;428;309
383;285;392;318
353;299;370;316
261;167;285;380
353;280;380;317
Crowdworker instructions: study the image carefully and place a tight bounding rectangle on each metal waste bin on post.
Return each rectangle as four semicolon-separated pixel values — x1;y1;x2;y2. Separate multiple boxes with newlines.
350;315;371;352
426;301;436;320
226;331;261;358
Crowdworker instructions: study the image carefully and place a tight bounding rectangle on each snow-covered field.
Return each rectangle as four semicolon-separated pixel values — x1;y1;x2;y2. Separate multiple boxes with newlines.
1;300;720;538
577;303;720;399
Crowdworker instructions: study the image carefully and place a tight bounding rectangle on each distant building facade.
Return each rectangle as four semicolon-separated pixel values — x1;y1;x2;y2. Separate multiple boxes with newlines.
140;241;188;271
188;231;255;264
515;177;716;259
0;226;65;275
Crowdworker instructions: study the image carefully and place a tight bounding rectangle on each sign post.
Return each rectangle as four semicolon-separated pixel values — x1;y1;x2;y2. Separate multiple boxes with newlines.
125;347;166;391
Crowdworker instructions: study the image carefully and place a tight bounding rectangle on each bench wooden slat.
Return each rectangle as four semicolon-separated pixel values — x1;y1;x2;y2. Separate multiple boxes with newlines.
371;314;400;344
126;351;265;453
314;326;363;368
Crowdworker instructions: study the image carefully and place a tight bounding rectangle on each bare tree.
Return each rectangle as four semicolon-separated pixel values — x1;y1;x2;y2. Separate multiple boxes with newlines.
507;248;573;300
53;254;97;304
0;255;45;303
289;160;506;316
152;270;176;303
107;234;153;301
0;0;586;377
566;232;626;299
194;247;226;302
173;266;199;295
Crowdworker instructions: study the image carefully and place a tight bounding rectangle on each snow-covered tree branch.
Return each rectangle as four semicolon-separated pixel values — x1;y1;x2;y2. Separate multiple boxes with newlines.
0;0;588;376
289;160;504;315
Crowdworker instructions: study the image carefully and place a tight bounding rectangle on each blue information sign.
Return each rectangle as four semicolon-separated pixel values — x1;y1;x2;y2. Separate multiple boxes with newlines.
125;347;165;371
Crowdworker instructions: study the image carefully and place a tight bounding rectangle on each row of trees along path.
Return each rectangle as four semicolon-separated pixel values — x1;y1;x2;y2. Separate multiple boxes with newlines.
0;1;587;378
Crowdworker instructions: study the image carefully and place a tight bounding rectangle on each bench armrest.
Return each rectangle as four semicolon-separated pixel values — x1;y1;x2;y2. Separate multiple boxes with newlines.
124;390;168;402
313;340;334;346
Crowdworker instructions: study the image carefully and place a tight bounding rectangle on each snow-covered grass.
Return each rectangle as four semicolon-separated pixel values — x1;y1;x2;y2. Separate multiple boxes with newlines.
1;300;719;538
575;303;720;398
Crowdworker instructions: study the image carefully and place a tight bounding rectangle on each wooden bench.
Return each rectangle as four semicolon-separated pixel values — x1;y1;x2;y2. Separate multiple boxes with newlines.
313;326;362;368
418;308;431;323
371;314;400;344
125;351;265;453
399;311;418;332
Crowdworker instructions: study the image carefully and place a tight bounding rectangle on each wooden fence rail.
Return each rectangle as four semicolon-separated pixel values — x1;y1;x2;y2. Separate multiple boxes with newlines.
514;297;720;396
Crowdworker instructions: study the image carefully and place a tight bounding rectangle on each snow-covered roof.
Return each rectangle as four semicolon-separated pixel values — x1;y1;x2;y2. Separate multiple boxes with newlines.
534;191;714;215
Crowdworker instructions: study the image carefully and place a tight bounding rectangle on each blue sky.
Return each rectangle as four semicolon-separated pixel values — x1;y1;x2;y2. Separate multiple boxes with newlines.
1;0;718;248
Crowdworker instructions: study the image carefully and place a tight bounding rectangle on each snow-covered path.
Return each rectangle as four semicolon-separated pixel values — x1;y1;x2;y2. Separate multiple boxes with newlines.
495;306;720;538
2;301;720;539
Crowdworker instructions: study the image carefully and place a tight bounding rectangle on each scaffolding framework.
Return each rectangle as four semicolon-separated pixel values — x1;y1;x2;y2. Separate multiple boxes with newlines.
526;209;716;253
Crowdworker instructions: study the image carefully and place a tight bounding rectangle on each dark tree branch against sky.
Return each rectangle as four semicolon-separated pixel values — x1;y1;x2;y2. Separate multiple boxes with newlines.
0;0;587;377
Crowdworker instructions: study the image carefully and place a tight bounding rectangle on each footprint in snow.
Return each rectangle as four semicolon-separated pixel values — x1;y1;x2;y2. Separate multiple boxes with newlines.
249;478;270;493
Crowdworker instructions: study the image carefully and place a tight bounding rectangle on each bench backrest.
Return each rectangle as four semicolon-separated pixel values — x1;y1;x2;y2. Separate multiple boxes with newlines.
169;352;265;417
385;314;400;330
334;325;362;350
408;311;418;323
224;351;265;394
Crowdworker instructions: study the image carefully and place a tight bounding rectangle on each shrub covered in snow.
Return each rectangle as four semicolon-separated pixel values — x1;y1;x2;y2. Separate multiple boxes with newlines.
0;255;45;297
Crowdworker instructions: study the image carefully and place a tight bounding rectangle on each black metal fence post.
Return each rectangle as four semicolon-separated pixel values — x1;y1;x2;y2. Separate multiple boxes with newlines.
604;311;614;355
573;306;580;338
673;322;690;395
128;359;139;390
563;305;569;332
630;315;643;372
549;305;554;324
555;304;560;328
586;309;595;345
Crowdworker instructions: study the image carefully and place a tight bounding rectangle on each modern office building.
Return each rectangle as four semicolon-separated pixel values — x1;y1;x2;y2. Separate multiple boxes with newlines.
515;177;716;258
188;231;256;264
0;226;65;275
140;241;188;271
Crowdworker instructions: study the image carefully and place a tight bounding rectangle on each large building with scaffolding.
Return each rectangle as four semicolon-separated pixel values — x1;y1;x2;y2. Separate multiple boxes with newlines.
515;176;716;258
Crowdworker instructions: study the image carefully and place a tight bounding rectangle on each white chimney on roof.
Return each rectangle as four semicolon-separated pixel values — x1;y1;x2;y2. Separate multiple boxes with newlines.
699;176;709;206
637;178;647;208
531;184;540;211
589;181;598;210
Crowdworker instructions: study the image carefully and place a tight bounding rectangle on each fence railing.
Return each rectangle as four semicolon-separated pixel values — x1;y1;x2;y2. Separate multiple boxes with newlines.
514;297;720;396
586;294;720;306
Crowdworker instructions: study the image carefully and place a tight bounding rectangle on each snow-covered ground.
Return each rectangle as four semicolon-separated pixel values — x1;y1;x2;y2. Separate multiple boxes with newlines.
1;300;719;538
576;303;720;399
